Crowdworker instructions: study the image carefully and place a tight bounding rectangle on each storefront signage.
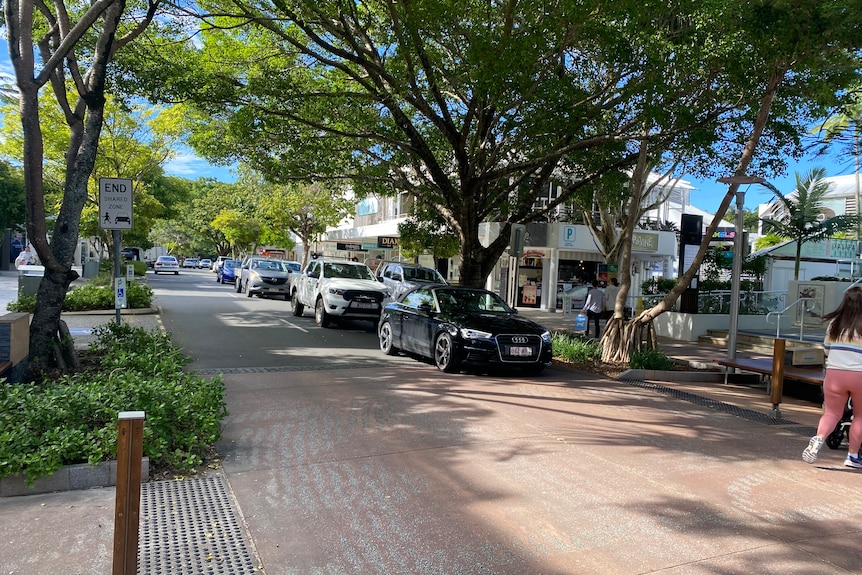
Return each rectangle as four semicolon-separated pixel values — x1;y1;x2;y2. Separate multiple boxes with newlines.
632;232;659;252
337;242;365;251
377;236;399;248
522;248;551;259
711;228;736;241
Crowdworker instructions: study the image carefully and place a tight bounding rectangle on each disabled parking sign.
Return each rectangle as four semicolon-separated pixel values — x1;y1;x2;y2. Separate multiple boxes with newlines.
115;277;127;309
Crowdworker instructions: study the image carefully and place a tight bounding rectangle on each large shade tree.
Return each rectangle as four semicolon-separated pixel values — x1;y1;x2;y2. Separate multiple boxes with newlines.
119;0;779;288
4;0;159;370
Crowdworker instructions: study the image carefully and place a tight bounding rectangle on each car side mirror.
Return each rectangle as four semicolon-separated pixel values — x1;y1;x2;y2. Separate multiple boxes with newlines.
418;303;433;313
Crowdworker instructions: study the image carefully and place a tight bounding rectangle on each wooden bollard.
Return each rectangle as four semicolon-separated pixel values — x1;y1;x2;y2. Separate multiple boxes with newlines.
112;411;145;575
770;339;786;418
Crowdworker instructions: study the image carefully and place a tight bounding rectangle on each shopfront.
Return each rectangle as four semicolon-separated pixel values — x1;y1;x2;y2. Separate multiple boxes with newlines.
482;222;678;311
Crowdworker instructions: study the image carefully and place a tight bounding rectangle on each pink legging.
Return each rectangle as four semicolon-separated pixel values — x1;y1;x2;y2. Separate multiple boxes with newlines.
816;368;862;452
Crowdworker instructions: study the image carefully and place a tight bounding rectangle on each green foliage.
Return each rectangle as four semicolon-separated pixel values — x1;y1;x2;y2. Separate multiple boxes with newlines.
0;323;227;483
552;332;602;363
754;233;785;251
6;292;36;313
629;348;675;370
641;277;677;295
5;279;153;313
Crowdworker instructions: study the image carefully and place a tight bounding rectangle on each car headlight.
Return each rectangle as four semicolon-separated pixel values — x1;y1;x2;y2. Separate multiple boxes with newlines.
541;330;552;344
250;271;260;281
459;328;493;340
328;287;346;296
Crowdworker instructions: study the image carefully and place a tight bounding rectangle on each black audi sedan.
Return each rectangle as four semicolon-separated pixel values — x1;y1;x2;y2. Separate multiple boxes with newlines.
378;285;553;374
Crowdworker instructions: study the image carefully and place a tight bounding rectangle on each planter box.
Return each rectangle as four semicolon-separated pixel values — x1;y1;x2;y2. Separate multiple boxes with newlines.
0;458;149;497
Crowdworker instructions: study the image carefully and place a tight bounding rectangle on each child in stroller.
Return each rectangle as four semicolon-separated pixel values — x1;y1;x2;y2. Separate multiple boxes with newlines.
826;398;854;450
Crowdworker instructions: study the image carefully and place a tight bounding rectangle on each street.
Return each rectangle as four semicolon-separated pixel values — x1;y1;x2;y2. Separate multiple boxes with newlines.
150;267;406;371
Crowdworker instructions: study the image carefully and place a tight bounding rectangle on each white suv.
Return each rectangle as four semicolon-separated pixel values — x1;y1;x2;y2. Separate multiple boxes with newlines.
291;259;392;327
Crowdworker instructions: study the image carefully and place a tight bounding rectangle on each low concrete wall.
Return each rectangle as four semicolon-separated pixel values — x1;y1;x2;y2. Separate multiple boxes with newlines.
653;312;794;342
0;458;149;497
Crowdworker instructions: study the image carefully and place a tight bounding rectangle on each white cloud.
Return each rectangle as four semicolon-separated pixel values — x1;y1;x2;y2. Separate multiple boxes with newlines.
164;152;237;182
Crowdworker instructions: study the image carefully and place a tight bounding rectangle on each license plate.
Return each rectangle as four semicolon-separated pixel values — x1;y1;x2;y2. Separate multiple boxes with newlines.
353;302;378;309
510;346;532;356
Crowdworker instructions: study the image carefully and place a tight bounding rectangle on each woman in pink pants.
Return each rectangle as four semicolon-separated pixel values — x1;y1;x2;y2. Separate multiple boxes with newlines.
802;287;862;468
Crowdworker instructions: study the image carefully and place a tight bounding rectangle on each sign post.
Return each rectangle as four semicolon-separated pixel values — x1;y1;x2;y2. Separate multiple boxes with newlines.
99;179;133;325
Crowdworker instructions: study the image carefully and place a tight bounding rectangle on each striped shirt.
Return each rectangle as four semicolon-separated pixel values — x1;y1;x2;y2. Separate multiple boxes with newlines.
824;324;862;371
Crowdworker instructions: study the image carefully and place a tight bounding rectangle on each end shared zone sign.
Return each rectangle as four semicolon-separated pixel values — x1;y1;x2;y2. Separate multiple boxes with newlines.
99;178;133;230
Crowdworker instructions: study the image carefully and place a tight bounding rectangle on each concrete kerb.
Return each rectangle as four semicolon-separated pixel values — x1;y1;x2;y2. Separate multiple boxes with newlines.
0;459;150;497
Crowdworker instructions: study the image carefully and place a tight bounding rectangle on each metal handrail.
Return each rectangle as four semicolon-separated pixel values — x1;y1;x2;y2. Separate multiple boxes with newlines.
766;297;815;340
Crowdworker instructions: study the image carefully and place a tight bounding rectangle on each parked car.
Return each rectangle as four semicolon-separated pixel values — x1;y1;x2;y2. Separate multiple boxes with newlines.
216;259;239;284
291;258;392;327
378;285;553;374
376;261;447;301
199;258;212;269
237;258;293;299
182;257;199;268
212;255;231;272
153;255;180;275
283;260;302;273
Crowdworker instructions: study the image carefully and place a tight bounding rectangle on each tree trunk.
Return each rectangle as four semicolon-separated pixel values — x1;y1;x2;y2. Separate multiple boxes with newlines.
7;0;125;374
600;69;787;365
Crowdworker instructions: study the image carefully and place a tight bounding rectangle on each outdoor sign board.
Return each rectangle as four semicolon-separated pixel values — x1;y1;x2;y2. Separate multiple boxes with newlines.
99;178;133;230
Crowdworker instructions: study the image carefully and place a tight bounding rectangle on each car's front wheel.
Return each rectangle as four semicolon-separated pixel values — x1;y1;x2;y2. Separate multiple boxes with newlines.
235;278;242;293
379;320;398;355
315;298;332;327
434;332;458;373
245;281;253;297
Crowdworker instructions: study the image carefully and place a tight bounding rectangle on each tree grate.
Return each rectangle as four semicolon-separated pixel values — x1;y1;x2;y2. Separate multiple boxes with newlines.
138;476;258;575
622;379;803;427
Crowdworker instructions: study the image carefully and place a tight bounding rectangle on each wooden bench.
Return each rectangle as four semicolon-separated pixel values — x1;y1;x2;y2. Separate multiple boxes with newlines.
714;338;824;418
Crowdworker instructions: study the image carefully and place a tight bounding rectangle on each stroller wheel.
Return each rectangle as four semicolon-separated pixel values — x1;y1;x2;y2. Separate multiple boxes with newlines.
826;426;845;450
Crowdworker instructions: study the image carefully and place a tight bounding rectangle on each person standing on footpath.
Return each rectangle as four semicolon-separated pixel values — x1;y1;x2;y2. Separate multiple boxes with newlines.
603;277;620;319
802;286;862;468
582;279;604;338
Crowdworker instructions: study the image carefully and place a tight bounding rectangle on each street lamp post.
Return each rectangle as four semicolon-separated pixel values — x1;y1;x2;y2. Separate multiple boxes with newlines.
717;175;765;361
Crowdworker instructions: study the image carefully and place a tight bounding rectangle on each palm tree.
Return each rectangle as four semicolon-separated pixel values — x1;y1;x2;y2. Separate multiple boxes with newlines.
761;168;859;280
813;90;861;238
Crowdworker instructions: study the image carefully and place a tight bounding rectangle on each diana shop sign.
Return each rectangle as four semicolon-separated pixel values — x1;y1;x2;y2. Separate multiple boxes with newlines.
99;178;133;230
377;236;399;249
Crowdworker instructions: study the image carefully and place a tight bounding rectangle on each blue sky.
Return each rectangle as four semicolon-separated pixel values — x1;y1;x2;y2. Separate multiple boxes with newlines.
1;49;852;217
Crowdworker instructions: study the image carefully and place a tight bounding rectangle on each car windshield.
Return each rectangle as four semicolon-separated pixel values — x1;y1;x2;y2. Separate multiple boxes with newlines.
283;262;301;272
158;257;176;263
253;260;286;271
436;289;511;314
224;260;238;269
404;267;444;282
324;262;375;280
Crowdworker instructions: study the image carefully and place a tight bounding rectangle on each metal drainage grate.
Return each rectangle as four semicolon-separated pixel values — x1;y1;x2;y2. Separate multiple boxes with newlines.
197;361;382;376
623;379;801;426
138;476;258;575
